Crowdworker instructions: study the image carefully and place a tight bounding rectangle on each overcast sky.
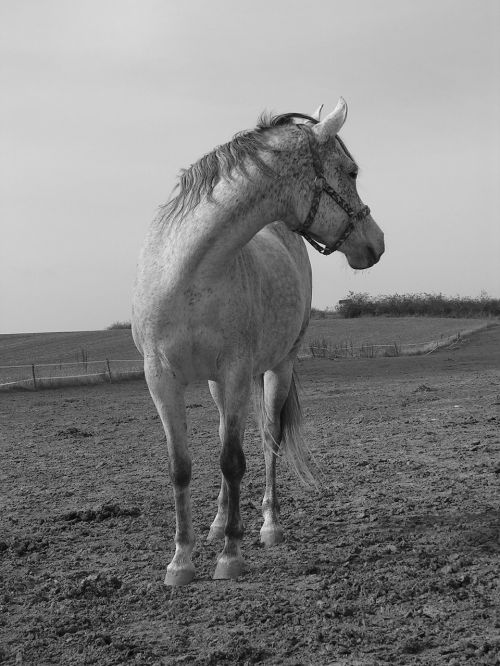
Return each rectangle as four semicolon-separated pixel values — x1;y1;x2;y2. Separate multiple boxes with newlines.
1;0;499;333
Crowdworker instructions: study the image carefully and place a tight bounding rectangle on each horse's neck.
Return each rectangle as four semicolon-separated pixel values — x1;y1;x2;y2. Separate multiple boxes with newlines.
162;175;295;274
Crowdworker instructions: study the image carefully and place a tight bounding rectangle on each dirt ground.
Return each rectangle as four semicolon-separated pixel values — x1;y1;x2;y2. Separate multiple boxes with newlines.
1;327;499;665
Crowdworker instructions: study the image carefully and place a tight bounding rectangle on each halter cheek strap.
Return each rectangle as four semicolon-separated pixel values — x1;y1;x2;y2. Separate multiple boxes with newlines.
297;124;371;255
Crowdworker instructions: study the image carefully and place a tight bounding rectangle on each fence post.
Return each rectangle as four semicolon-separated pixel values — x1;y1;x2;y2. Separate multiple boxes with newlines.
106;359;112;383
31;364;37;390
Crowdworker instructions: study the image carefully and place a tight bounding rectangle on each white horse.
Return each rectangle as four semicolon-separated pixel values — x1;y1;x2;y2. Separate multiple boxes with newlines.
132;98;385;585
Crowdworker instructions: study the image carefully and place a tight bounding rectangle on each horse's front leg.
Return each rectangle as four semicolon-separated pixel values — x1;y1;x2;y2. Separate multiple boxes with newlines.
211;369;250;580
144;356;195;586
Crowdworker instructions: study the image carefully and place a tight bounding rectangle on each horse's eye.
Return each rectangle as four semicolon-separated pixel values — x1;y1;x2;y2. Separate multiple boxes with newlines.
350;170;358;180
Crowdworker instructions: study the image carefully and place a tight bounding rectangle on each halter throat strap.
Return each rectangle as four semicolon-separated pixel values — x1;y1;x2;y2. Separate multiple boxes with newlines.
297;124;370;255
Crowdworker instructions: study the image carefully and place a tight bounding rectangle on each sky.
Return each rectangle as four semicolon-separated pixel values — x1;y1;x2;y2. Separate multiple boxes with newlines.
1;0;499;333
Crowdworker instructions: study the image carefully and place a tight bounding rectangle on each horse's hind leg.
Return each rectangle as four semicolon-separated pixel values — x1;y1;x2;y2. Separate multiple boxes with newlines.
144;356;195;586
210;368;251;580
259;359;294;546
207;381;228;542
206;473;228;542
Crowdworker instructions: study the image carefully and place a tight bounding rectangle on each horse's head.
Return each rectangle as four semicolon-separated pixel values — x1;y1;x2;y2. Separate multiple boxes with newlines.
289;98;385;269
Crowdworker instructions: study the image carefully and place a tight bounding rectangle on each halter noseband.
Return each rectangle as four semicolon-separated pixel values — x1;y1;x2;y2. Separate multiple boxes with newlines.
297;123;371;255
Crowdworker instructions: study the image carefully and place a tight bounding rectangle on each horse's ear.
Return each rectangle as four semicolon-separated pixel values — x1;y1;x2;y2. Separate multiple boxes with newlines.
313;98;348;139
311;104;324;122
289;105;323;125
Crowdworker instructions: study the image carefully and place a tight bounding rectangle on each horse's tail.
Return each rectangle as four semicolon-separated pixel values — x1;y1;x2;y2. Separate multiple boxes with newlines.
253;367;318;488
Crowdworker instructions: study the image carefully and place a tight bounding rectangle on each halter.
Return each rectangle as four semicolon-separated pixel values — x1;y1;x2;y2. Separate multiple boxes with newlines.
297;123;371;255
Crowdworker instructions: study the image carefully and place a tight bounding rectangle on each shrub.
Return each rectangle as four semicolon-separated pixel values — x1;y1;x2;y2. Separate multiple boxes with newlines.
107;321;132;330
310;307;327;319
310;307;338;319
336;292;500;318
336;292;375;318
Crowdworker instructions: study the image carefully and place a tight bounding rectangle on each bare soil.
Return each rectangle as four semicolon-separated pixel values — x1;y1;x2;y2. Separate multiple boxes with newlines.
1;327;499;665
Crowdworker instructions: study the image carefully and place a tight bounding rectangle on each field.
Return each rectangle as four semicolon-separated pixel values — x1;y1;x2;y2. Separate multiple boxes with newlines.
1;322;499;664
304;316;493;348
0;317;494;386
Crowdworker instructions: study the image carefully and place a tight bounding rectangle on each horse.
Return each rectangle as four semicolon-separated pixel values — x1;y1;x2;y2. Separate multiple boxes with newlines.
132;98;385;585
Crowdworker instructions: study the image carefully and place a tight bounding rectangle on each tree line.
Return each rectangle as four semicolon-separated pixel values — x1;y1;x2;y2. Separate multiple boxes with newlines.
334;292;500;318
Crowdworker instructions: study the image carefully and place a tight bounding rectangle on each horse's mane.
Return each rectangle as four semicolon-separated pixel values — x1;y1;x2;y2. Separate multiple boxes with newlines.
159;112;318;224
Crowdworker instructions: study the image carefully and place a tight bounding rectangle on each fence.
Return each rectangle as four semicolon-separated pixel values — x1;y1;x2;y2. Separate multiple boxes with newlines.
309;323;494;360
0;359;144;391
310;339;447;359
1;322;495;390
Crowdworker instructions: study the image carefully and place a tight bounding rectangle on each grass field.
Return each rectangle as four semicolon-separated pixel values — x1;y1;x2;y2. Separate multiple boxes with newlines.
0;330;141;366
304;315;495;348
0;317;495;369
0;316;496;386
0;331;142;387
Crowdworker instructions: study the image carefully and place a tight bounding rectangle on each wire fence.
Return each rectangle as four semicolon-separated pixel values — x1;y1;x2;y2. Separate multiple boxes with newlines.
0;358;144;391
1;322;494;391
309;340;441;359
308;326;486;360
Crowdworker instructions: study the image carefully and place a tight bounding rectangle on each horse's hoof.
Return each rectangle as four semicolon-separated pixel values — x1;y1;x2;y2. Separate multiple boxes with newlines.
260;525;284;546
213;556;247;580
164;563;195;587
206;525;225;542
